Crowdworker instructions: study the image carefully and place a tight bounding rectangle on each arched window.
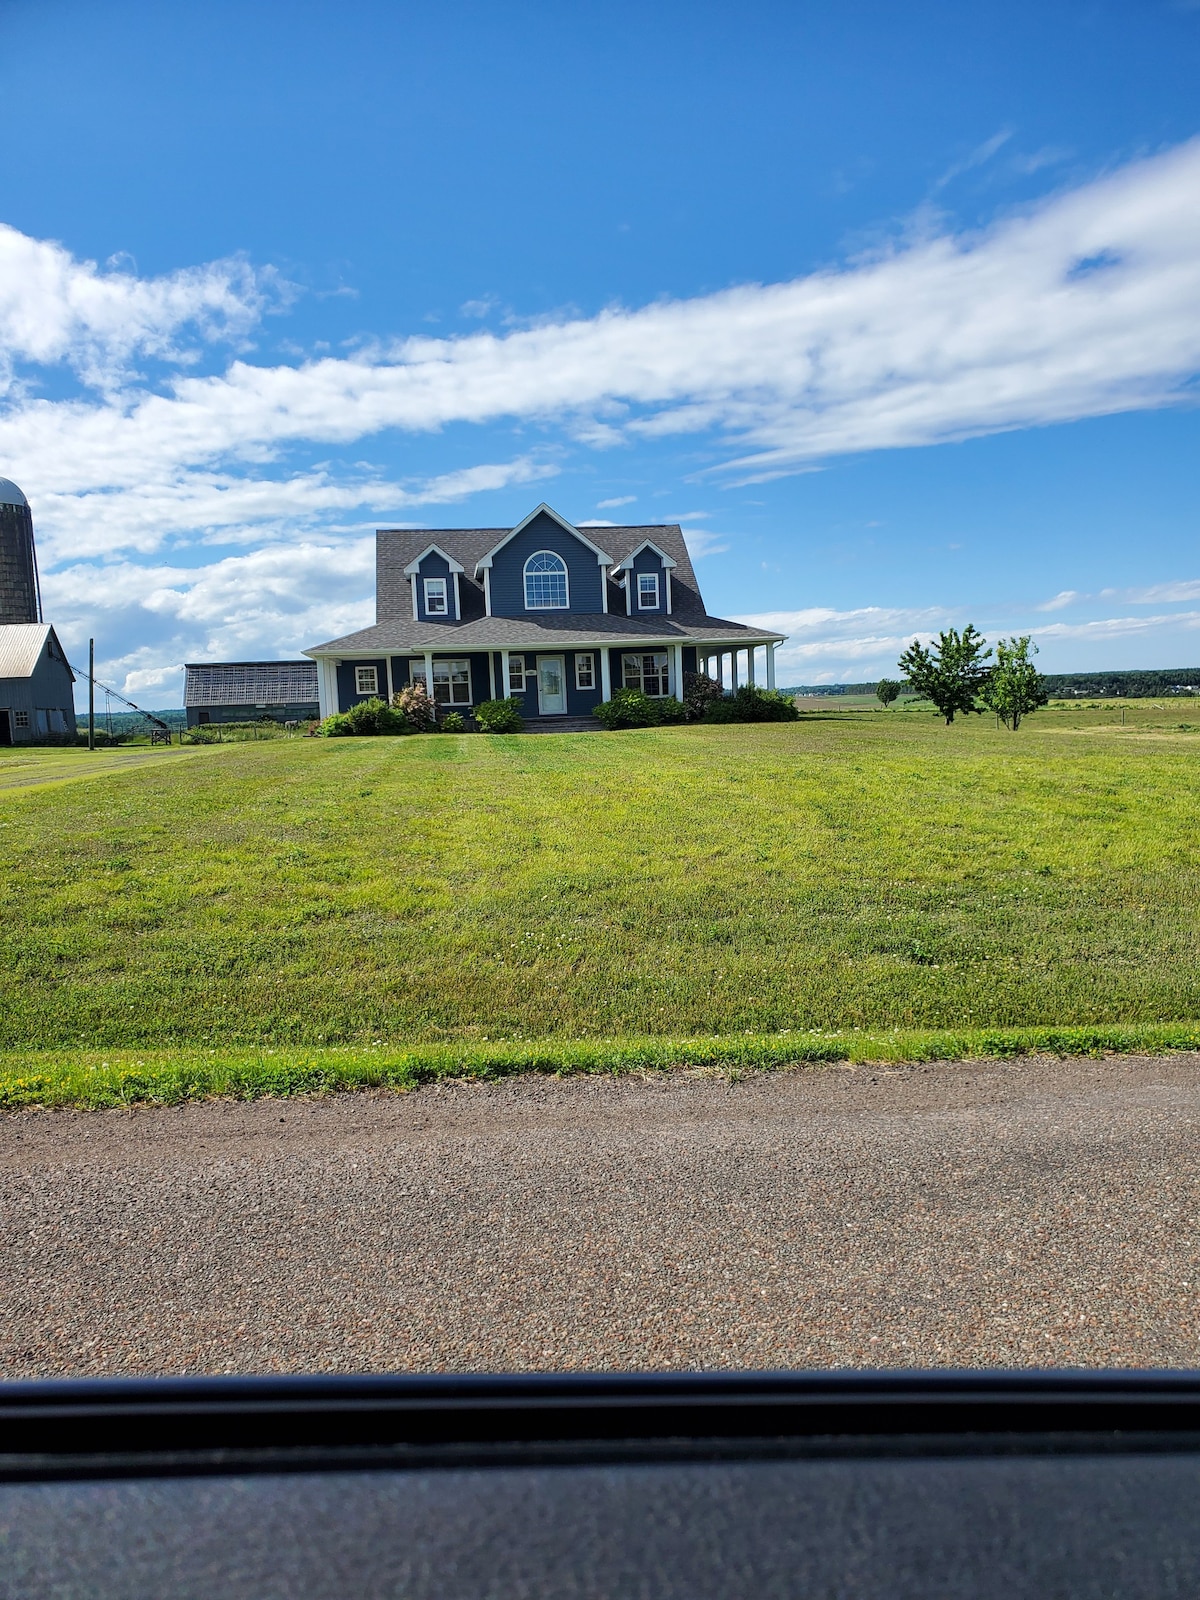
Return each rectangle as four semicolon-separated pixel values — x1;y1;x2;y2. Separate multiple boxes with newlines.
524;550;569;610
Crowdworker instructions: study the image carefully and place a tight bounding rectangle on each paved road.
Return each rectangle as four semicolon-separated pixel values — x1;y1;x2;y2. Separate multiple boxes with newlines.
2;1055;1198;1377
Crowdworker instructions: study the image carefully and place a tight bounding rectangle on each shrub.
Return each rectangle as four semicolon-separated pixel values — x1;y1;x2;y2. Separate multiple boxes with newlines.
475;697;524;733
393;681;436;733
682;671;725;722
319;697;409;737
440;710;466;733
654;695;687;724
594;688;661;729
725;685;799;723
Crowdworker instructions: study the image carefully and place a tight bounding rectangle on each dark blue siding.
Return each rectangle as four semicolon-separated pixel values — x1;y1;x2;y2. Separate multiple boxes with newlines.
487;511;608;617
565;651;602;714
413;551;458;623
628;546;669;616
683;646;698;676
389;651;493;705
336;658;389;709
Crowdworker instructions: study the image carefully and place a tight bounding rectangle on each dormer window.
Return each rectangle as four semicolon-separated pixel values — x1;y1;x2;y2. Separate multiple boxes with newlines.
423;576;448;615
637;571;660;609
524;550;569;610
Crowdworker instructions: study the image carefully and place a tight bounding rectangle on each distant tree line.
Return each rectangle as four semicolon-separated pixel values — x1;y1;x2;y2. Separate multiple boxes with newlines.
782;668;1200;698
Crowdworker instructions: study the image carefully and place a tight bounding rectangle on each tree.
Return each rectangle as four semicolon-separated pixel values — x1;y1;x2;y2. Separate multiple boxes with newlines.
876;678;902;709
981;635;1048;730
898;625;992;724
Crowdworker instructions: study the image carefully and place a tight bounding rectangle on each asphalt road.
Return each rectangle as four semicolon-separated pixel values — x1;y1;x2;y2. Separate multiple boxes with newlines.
2;1055;1198;1377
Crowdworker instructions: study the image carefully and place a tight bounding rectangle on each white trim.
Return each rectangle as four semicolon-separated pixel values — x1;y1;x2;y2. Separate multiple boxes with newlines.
625;577;632;616
487;651;496;699
665;569;673;616
424;651;435;702
599;647;612;702
507;653;527;693
613;539;677;571
403;544;466;577
452;571;461;621
423;576;449;616
636;571;661;610
410;576;419;621
536;655;568;716
474;503;614;573
317;657;338;718
600;565;609;613
385;655;395;702
574;651;596;691
355;664;380;697
747;646;756;686
500;649;510;700
671;642;684;698
766;642;776;690
483;567;492;616
523;550;570;611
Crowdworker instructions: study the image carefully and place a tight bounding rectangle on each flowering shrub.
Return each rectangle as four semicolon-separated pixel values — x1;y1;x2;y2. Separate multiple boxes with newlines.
682;671;725;722
475;697;524;733
392;681;436;733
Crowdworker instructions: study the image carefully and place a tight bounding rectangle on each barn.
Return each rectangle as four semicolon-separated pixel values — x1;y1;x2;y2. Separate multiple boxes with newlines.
183;660;321;727
0;623;78;745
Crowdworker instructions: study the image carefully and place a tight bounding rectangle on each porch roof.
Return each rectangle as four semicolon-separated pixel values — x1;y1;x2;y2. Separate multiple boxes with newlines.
305;612;785;657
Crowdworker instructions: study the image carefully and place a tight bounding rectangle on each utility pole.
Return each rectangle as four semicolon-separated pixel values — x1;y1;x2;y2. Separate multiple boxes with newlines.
88;638;95;751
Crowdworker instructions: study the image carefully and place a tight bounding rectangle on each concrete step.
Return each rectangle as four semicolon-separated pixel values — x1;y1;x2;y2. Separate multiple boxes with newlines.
520;715;602;734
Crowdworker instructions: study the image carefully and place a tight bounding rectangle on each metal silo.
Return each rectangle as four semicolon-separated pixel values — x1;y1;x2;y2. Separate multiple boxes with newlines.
0;477;42;625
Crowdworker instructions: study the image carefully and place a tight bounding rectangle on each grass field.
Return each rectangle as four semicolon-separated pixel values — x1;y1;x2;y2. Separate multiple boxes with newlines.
3;702;1200;1103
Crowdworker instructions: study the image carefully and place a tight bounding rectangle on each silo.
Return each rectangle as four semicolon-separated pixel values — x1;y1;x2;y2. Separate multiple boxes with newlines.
0;477;42;625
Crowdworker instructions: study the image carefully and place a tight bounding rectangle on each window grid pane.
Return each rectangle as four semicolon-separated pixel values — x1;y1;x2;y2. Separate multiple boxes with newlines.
575;653;594;690
355;666;378;695
524;551;569;609
637;572;659;608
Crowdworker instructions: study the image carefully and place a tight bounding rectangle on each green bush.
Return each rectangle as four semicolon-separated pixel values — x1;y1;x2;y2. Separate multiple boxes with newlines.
682;671;725;722
704;685;799;724
594;687;661;729
475;697;524;733
655;695;687;724
439;711;467;733
319;697;410;737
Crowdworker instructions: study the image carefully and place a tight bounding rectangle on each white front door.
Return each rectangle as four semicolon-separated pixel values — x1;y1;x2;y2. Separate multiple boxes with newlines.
537;656;567;715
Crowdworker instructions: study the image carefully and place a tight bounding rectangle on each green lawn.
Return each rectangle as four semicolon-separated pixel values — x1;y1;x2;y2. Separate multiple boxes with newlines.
3;706;1200;1102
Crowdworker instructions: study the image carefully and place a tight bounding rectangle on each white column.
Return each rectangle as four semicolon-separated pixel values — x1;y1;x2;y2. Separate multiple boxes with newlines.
424;651;435;704
317;658;337;718
730;649;739;691
766;643;776;690
599;647;612;702
671;643;684;699
500;649;511;699
487;652;496;699
747;646;756;686
385;656;395;702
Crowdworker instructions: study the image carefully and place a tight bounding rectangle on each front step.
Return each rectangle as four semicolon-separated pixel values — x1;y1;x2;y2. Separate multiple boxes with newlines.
520;715;602;734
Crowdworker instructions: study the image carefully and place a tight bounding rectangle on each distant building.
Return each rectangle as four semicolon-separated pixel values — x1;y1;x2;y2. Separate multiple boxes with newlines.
183;660;321;727
0;476;41;626
0;623;77;745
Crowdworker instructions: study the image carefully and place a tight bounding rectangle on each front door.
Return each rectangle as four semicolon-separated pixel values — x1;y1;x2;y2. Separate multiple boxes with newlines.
537;656;567;715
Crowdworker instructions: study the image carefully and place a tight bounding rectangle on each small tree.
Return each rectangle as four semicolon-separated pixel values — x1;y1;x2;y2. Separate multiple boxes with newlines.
876;678;902;709
981;635;1048;730
898;625;992;724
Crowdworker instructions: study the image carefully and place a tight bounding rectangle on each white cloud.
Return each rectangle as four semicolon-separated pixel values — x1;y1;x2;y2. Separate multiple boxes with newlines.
597;494;636;508
1036;610;1200;641
0;225;284;393
1038;589;1080;611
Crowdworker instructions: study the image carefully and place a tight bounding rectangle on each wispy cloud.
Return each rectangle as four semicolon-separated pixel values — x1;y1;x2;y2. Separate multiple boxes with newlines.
597;494;636;508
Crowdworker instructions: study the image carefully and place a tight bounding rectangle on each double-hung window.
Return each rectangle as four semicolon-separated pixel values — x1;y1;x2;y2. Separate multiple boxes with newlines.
637;571;660;610
423;577;448;616
622;652;669;697
508;656;527;693
410;659;471;706
355;666;379;696
524;551;569;610
574;653;595;690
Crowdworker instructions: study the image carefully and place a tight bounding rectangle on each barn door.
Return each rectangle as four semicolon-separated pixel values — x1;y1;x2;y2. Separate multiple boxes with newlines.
0;710;11;746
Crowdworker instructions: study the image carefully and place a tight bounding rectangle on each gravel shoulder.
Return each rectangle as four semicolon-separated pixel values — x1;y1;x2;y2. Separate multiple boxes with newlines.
2;1053;1198;1376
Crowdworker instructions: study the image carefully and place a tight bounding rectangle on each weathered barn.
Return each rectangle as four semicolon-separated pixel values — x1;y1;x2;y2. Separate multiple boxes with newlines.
0;623;78;744
183;660;321;726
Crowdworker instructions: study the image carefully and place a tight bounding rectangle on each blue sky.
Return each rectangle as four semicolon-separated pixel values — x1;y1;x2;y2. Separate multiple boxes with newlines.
2;0;1200;698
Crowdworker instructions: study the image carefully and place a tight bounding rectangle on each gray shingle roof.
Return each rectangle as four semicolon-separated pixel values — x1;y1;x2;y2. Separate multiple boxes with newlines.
183;660;319;708
0;623;69;680
306;612;782;655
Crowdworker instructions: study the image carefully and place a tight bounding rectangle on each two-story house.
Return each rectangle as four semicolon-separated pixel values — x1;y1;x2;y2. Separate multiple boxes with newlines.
305;504;786;722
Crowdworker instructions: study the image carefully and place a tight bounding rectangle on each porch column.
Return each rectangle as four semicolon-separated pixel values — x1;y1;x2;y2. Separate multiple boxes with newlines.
599;647;612;702
385;656;395;702
671;642;684;699
766;642;776;690
747;646;756;686
487;652;496;699
424;651;435;705
730;649;739;691
500;649;511;698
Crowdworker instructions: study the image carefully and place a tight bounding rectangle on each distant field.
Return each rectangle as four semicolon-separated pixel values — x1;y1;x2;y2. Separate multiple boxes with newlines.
2;702;1200;1102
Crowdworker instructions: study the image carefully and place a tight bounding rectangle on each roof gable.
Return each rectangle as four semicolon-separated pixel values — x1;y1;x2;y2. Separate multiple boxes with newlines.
474;504;614;573
402;543;466;577
615;539;677;572
0;623;71;681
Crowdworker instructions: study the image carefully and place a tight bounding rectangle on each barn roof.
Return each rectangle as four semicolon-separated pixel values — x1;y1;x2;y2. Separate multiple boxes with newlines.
0;623;71;680
183;660;320;707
